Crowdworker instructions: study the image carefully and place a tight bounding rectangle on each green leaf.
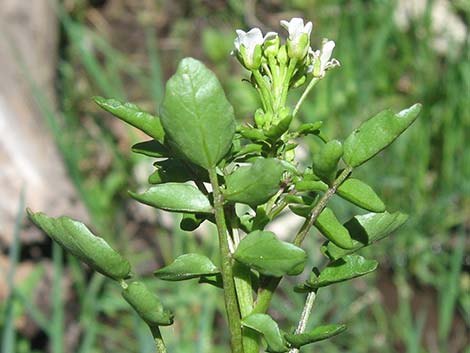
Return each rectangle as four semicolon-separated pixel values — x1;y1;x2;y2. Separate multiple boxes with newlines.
132;140;167;158
285;324;346;348
337;178;385;212
148;159;193;184
180;213;205;231
94;96;165;143
295;180;328;192
27;210;131;280
343;104;422;167
161;58;236;169
129;183;212;214
296;121;323;136
242;314;288;353
265;112;293;140
198;274;224;288
122;281;174;326
224;158;285;206
312;140;343;184
234;230;307;277
314;208;354;249
239;127;267;141
154;253;220;281
322;211;408;260
307;255;378;288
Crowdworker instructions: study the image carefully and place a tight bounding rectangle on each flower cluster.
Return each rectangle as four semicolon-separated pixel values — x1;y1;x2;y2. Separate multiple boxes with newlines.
232;18;340;130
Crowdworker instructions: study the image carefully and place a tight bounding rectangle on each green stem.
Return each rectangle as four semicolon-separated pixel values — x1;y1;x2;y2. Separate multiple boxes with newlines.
289;291;317;353
293;167;352;246
209;168;244;353
292;77;320;118
252;167;352;313
150;325;167;353
253;70;274;113
252;276;281;314
279;58;297;109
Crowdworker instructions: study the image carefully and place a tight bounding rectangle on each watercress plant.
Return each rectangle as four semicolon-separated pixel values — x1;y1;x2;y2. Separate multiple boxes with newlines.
28;18;421;353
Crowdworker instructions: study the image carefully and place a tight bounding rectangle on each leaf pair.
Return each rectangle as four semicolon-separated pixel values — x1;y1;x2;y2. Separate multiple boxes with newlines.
322;211;409;260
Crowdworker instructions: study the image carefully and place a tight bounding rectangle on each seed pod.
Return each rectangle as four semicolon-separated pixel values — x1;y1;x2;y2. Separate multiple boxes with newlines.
122;281;174;326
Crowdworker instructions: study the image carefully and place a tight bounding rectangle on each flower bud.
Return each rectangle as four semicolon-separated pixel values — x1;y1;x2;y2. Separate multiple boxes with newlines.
233;28;279;70
277;45;288;65
292;75;307;88
280;18;313;61
263;33;280;57
254;108;266;127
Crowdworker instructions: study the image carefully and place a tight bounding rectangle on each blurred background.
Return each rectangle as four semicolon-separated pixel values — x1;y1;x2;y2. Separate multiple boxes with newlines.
0;0;469;352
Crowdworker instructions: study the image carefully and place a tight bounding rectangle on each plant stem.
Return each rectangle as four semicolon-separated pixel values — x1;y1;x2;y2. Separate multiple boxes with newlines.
292;77;320;118
253;70;274;113
209;168;244;353
252;167;352;313
293;167;352;246
150;325;167;353
289;291;317;353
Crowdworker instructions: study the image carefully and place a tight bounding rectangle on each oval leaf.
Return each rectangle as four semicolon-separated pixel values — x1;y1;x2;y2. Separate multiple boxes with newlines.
27;210;131;280
285;324;346;348
234;230;307;277
94;96;165;143
314;208;354;250
129;183;212;214
122;281;173;326
224;158;285;206
312;140;343;184
132;140;168;158
154;253;220;281
148;160;193;184
295;180;328;192
343;104;421;167
337;178;385;212
308;255;378;288
322;211;408;260
242;314;288;353
161;58;236;169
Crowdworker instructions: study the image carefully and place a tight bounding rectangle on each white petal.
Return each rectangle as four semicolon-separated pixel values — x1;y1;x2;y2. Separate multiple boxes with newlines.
234;29;247;51
304;21;313;36
280;20;290;31
264;31;278;42
320;40;335;72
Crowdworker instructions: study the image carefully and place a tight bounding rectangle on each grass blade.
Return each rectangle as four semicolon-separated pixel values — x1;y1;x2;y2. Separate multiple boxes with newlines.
1;191;25;353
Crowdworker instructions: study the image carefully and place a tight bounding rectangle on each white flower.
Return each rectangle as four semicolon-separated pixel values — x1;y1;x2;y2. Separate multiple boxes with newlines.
233;28;277;69
308;39;340;77
280;18;313;44
280;18;313;60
